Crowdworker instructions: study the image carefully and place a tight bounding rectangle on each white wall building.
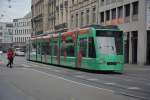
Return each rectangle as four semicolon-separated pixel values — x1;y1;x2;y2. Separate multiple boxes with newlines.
13;12;32;48
0;22;13;51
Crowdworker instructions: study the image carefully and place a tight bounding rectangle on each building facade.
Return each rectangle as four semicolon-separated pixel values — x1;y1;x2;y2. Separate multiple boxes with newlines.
31;0;44;36
31;0;69;34
97;0;150;65
55;0;69;32
31;0;150;65
69;0;97;30
0;22;13;51
47;0;56;33
13;12;32;48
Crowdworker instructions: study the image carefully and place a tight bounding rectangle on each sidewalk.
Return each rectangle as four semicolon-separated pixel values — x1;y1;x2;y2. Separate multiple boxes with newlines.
124;64;150;69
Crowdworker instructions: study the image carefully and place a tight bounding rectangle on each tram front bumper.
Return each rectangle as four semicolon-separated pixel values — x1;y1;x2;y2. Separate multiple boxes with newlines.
98;62;124;72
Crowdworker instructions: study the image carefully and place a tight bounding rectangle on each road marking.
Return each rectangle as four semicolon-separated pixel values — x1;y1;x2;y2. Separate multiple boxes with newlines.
28;62;52;67
75;72;83;74
75;75;85;78
22;67;114;93
127;87;140;90
147;83;150;86
22;64;52;70
87;78;99;81
104;83;116;85
22;64;32;67
54;70;61;72
119;91;149;100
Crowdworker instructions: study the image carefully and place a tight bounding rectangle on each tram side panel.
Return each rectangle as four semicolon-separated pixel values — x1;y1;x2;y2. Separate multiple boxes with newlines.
60;33;76;68
30;39;37;61
51;37;60;65
76;29;97;70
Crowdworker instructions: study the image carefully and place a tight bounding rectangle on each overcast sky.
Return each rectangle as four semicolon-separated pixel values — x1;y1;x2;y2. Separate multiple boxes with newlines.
0;0;31;22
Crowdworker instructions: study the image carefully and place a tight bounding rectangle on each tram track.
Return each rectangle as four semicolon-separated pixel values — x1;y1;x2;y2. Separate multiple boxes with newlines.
22;62;150;100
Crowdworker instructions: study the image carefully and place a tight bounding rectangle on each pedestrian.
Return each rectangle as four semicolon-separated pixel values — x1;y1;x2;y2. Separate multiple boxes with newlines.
6;48;14;68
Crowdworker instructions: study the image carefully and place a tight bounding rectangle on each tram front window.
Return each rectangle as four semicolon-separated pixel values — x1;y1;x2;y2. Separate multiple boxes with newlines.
96;30;123;55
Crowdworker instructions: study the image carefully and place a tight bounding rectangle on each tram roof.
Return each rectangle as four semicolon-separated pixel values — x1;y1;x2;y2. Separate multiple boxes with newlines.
42;35;51;39
80;24;119;30
62;31;74;37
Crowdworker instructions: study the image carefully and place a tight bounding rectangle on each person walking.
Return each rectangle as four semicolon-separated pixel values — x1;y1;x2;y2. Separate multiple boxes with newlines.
6;48;14;68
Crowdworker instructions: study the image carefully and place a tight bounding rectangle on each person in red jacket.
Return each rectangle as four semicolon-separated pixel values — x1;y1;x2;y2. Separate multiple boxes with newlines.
6;48;14;68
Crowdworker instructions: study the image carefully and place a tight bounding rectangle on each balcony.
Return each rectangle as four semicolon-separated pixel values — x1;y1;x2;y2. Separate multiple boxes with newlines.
55;23;68;32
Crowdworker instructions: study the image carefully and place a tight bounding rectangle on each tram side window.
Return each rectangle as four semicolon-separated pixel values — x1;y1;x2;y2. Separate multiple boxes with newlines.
61;41;66;56
37;43;41;54
31;42;36;53
41;43;45;55
53;42;58;56
49;44;52;56
41;42;50;55
80;38;88;57
66;39;75;57
88;37;96;58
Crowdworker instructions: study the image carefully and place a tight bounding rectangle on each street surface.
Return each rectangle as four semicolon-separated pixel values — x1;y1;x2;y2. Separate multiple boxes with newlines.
0;54;150;100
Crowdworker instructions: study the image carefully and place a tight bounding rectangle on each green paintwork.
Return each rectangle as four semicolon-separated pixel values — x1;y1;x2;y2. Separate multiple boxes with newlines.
27;27;124;73
60;57;76;68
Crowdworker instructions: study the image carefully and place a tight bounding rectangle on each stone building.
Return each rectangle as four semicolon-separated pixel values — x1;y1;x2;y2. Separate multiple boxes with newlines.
97;0;150;64
69;0;97;30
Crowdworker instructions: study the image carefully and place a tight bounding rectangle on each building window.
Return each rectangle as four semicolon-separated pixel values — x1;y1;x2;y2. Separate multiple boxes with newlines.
111;0;116;3
92;7;96;24
106;0;110;5
71;15;74;28
100;12;104;23
112;8;116;19
76;13;78;27
118;6;123;18
106;10;110;21
81;12;84;26
101;0;104;6
86;9;89;24
125;4;130;17
72;0;74;5
132;1;138;15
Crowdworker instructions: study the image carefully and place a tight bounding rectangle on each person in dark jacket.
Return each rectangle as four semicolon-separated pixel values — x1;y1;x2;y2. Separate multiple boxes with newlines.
6;48;14;68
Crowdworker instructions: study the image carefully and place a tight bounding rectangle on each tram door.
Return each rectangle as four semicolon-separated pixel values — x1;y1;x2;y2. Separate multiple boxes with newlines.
36;41;42;62
52;39;60;65
77;36;88;68
147;31;150;64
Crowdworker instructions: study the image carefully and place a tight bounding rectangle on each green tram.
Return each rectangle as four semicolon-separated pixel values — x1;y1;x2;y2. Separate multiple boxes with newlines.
26;25;124;73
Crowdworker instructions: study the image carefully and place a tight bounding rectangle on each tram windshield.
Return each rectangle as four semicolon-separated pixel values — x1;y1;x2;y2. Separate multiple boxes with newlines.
96;30;123;55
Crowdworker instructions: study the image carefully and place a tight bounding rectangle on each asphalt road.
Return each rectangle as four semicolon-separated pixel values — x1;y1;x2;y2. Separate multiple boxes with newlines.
0;56;150;100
